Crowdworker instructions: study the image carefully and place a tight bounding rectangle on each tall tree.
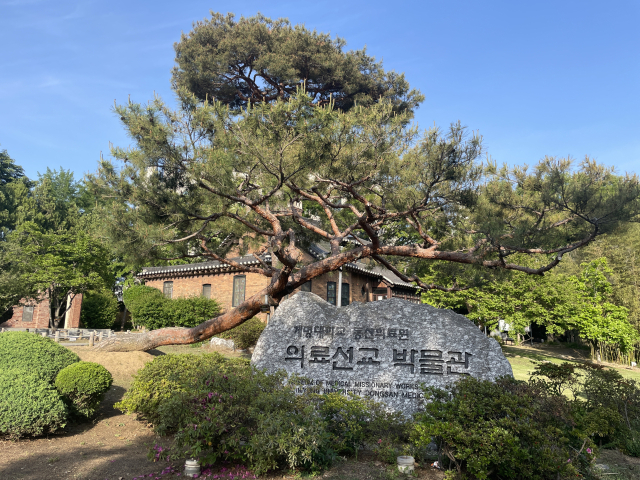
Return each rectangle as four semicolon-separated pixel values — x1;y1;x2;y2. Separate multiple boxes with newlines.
0;149;28;186
559;223;640;331
6;222;112;328
90;92;640;351
570;258;638;358
421;256;582;336
172;12;424;114
0;155;113;318
0;149;33;237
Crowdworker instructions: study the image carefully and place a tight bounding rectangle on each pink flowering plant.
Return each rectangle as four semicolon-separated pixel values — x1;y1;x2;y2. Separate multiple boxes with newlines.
122;353;412;475
152;364;337;474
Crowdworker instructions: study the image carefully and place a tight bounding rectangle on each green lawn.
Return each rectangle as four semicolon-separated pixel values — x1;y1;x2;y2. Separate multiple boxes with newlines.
502;344;640;383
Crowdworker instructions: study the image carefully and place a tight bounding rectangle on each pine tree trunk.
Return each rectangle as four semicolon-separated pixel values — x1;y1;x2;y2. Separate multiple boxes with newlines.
95;294;262;352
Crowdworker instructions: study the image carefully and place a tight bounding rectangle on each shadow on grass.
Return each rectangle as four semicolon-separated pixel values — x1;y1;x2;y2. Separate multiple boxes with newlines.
502;346;586;364
147;348;167;357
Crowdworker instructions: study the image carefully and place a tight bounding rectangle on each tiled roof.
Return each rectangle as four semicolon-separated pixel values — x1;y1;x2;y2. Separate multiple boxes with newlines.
138;254;271;277
306;243;419;290
138;244;419;291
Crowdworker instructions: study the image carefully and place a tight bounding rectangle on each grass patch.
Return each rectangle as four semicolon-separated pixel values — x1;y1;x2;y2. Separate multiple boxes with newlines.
503;345;640;383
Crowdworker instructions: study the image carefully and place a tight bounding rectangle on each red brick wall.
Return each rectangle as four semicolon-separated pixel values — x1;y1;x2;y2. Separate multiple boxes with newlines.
305;269;372;304
66;294;83;328
1;295;50;328
0;293;84;329
144;271;270;322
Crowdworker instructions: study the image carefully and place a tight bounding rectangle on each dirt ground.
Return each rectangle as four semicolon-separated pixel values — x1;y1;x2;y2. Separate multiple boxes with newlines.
0;347;166;480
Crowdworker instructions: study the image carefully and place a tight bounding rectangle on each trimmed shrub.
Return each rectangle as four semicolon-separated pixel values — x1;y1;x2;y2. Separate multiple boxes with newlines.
116;353;240;433
123;285;221;330
162;296;221;328
122;354;336;474
55;361;113;419
412;376;601;480
80;289;119;329
0;331;80;383
0;369;68;439
119;354;409;474
318;392;408;460
581;365;640;456
132;296;167;329
215;317;265;349
122;285;164;322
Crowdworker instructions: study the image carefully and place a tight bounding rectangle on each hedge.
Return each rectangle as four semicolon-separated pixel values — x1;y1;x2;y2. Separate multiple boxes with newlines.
215;317;265;349
0;331;80;383
122;285;164;320
0;369;68;438
123;285;221;330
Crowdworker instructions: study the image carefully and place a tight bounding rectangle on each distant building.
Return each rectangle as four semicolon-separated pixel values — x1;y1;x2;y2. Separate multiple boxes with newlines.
0;293;83;329
137;243;421;321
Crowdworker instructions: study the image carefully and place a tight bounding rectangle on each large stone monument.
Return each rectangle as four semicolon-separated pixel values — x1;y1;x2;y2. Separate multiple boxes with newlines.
252;292;513;415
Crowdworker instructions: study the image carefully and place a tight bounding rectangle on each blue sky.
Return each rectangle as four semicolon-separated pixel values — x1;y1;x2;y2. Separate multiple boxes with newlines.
1;0;638;181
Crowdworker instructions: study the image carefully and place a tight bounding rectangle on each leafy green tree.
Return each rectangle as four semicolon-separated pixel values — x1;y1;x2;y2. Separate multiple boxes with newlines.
172;12;423;114
422;258;582;337
0;149;33;237
424;257;639;358
0;154;121;321
560;223;640;331
89;88;640;351
570;258;639;358
0;239;32;316
8;222;112;328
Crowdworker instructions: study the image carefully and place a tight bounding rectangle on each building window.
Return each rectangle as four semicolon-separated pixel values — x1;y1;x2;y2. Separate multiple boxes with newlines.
341;283;350;306
202;284;211;299
300;281;312;292
327;282;336;305
232;275;246;307
22;305;35;322
163;281;173;299
373;287;387;300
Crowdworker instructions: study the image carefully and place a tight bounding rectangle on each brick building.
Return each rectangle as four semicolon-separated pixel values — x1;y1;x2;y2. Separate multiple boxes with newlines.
0;293;83;329
138;243;421;321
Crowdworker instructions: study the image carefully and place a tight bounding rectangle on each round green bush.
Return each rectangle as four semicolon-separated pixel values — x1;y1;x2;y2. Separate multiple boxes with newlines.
0;369;68;439
0;331;80;383
80;289;119;329
215;317;265;349
122;284;164;317
55;361;113;419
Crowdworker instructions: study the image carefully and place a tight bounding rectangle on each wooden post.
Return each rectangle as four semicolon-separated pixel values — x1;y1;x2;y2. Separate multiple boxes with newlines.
55;331;60;343
89;331;95;347
98;332;103;342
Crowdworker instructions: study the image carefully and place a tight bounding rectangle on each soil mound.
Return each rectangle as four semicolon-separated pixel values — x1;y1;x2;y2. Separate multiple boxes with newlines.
68;346;154;384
